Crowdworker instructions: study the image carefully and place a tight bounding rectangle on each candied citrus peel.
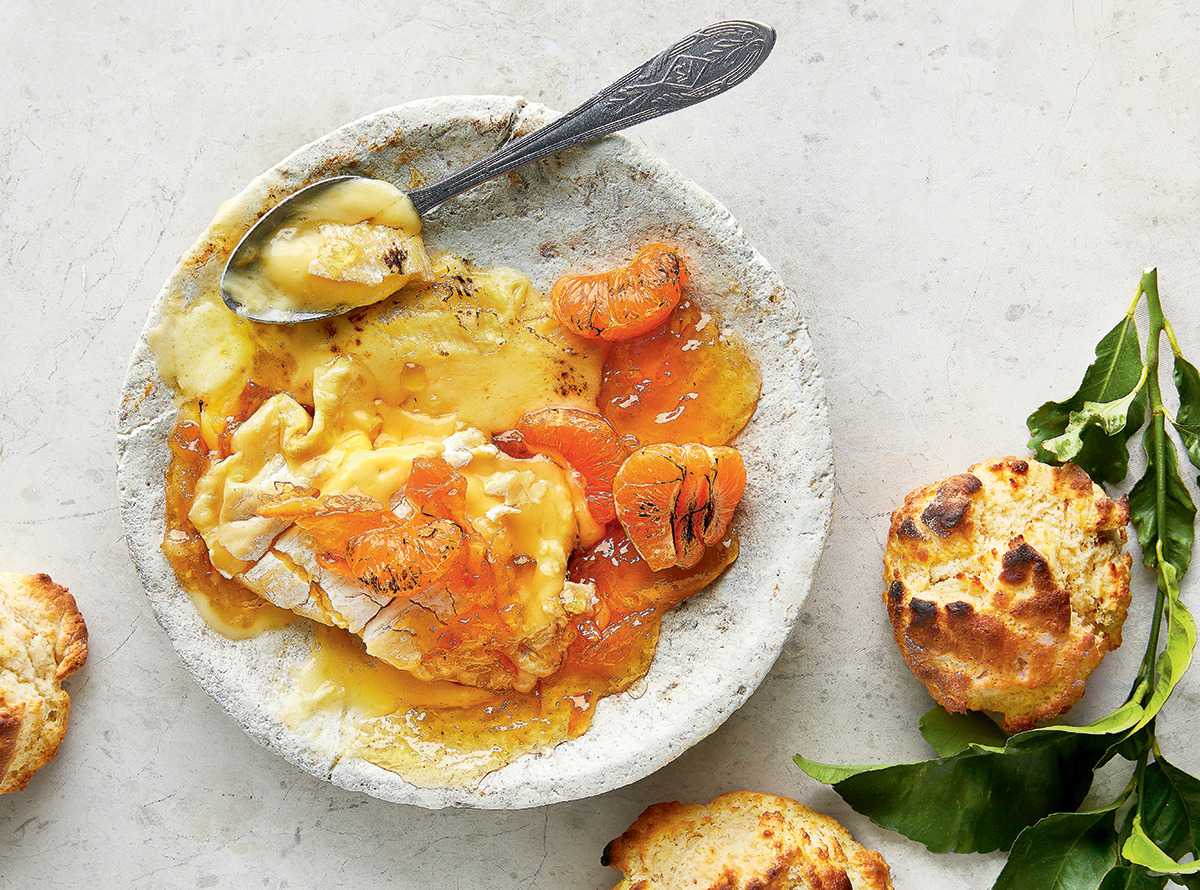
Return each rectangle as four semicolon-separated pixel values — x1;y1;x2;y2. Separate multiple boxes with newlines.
613;443;746;571
495;406;630;524
549;243;688;341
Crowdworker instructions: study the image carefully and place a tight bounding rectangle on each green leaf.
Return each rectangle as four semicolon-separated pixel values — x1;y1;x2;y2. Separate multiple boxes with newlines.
791;755;883;786
1028;313;1147;484
1096;865;1169;890
796;689;1151;855
993;804;1120;890
1173;351;1200;477
1123;811;1200;877
1042;382;1148;463
1139;753;1200;862
919;706;1007;756
1129;427;1196;578
797;728;1125;854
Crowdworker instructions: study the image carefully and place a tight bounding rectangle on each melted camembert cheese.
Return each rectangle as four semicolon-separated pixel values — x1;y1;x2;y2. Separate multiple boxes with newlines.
152;178;757;787
188;358;603;694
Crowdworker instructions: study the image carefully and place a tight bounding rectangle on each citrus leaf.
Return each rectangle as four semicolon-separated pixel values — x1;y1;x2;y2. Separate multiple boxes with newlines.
993;804;1120;890
1123;811;1200;878
1137;559;1196;727
919;706;1007;756
1173;351;1200;477
1129;429;1196;578
1042;382;1147;463
791;755;884;786
1028;313;1146;484
1136;755;1200;865
797;728;1128;854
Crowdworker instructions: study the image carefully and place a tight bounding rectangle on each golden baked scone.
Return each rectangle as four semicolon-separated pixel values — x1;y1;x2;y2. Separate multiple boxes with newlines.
603;790;893;890
884;456;1131;733
1;572;88;793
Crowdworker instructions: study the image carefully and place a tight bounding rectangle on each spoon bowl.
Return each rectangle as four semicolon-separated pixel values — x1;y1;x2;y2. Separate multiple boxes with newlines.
220;20;775;324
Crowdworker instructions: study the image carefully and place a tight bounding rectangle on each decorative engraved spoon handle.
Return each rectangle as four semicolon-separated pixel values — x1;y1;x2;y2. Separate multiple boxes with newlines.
407;20;775;215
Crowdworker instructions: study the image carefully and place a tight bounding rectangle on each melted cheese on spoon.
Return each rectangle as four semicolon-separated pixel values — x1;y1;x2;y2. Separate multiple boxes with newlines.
222;178;432;317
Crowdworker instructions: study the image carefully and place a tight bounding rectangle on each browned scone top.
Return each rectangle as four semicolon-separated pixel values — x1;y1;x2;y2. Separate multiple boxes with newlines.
0;572;88;793
603;790;893;890
884;456;1131;733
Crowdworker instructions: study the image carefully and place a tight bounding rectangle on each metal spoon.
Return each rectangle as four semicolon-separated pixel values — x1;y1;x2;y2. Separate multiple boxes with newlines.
221;20;776;324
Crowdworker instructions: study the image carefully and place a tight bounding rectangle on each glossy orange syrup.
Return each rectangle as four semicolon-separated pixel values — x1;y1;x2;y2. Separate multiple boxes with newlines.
163;388;293;638
598;298;761;448
161;295;758;777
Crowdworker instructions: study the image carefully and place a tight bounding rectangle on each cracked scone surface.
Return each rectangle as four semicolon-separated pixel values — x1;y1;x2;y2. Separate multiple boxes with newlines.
0;572;88;793
884;456;1131;733
603;790;893;890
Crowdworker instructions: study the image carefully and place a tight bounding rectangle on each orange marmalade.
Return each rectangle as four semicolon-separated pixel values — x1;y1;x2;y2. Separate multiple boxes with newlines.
152;200;760;787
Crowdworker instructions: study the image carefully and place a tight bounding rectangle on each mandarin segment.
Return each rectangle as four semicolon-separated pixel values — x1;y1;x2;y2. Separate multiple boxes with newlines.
406;455;469;519
496;406;628;524
705;448;746;545
613;443;747;571
613;446;689;570
256;486;465;596
347;518;465;596
550;243;688;341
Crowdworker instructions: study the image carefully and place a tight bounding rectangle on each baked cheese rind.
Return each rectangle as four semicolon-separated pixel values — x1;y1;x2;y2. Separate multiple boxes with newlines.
603;790;893;890
884;456;1131;733
0;572;88;793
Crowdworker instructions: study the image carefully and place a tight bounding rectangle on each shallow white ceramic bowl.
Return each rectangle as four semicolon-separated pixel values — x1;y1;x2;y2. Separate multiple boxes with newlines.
116;95;834;809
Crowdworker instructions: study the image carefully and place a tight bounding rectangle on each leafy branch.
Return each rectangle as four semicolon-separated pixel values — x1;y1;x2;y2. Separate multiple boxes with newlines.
795;270;1200;888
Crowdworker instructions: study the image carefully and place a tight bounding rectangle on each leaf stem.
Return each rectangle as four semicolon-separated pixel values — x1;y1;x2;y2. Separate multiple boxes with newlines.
1132;269;1169;832
1126;279;1143;317
1141;270;1168;677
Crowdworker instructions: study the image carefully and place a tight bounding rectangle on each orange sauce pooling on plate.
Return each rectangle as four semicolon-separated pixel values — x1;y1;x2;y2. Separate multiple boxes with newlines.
599;298;761;447
163;390;292;639
162;293;758;782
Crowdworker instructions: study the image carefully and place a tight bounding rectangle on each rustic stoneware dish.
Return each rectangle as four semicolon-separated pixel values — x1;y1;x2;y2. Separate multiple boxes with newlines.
117;95;834;809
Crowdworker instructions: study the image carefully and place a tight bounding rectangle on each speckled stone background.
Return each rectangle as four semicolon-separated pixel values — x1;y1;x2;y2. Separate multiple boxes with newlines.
2;2;1198;887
